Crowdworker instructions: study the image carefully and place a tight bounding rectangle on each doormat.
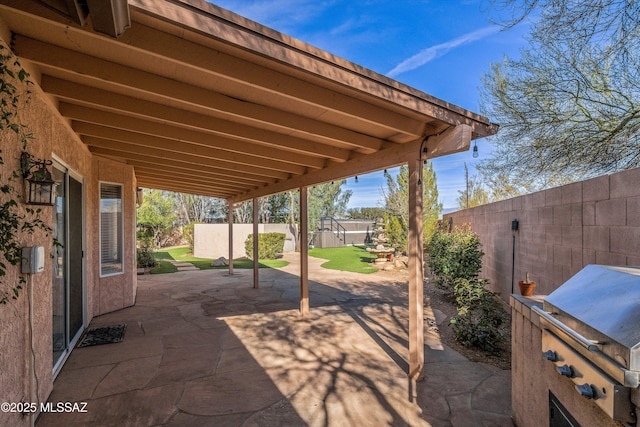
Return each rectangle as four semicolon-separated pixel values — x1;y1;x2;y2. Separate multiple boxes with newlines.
77;324;127;348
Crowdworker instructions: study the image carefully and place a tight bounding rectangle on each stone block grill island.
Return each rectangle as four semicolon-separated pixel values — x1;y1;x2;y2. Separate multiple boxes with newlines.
533;265;640;425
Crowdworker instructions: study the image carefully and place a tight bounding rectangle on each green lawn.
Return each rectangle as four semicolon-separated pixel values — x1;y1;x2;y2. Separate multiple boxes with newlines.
309;245;378;274
150;246;288;274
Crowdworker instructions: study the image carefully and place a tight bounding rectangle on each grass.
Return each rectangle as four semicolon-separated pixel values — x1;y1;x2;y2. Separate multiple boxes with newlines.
149;246;288;274
308;245;378;274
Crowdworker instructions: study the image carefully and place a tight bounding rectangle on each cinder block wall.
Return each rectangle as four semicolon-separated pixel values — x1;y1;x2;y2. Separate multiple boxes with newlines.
444;168;640;299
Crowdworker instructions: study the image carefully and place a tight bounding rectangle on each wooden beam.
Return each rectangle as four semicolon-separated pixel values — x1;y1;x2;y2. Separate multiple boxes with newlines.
134;180;235;198
124;157;273;185
134;168;244;191
115;22;426;139
408;158;425;397
134;176;237;197
76;123;307;175
228;202;234;276
299;186;309;316
129;0;498;139
16;36;386;152
84;136;292;180
61;103;326;169
229;124;472;203
253;197;259;289
47;84;351;162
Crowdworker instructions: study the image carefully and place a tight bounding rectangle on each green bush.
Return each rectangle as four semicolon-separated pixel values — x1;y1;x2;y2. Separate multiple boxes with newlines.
384;213;408;254
136;247;157;268
427;223;506;354
427;223;484;295
183;222;197;250
244;233;286;260
450;278;506;354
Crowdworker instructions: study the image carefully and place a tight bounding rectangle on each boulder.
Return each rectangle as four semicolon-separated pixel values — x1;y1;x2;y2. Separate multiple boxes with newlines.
211;257;228;267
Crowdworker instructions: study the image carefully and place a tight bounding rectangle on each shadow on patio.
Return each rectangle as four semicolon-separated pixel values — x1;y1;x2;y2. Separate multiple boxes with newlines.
38;254;512;426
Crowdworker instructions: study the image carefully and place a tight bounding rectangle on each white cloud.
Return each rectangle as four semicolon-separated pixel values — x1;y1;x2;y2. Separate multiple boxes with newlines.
387;25;500;77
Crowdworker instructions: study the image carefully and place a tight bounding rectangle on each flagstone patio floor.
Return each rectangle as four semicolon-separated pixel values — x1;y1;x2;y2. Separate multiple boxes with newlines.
38;253;512;427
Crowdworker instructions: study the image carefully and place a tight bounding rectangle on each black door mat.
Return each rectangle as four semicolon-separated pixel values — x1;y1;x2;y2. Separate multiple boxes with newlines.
77;324;127;348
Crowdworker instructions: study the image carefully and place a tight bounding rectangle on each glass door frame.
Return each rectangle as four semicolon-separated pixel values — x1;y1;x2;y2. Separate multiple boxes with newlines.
51;157;86;378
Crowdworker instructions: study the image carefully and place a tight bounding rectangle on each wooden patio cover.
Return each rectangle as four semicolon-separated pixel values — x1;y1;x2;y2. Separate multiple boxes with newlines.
0;0;497;387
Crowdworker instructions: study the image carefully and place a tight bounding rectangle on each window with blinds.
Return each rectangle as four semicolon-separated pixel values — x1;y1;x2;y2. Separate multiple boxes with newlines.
100;183;123;276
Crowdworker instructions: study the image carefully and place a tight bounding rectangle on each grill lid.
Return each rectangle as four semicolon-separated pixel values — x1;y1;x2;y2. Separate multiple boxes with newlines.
543;265;640;372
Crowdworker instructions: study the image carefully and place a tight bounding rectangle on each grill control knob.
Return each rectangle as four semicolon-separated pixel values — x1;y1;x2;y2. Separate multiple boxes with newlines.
575;383;597;399
556;364;573;377
543;350;558;361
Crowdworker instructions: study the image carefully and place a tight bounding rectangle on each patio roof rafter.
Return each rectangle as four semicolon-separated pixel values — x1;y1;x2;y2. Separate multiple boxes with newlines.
49;83;353;162
66;110;326;170
15;35;390;154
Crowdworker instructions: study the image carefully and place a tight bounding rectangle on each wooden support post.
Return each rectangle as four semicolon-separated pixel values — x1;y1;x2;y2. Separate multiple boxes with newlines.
299;186;309;316
408;159;425;394
253;197;259;288
228;202;234;275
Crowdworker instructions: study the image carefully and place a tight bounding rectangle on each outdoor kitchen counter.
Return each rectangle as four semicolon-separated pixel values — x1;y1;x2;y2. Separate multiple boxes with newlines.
510;291;631;427
510;294;546;329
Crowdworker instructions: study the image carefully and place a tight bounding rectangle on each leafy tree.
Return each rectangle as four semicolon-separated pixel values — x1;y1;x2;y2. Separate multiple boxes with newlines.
347;207;385;220
308;181;352;230
264;192;296;223
481;0;640;188
233;201;253;224
136;189;178;248
174;193;226;224
457;163;490;209
231;192;298;224
382;162;442;253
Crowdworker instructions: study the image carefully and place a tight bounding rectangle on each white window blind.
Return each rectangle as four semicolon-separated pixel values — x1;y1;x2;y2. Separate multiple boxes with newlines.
100;183;123;275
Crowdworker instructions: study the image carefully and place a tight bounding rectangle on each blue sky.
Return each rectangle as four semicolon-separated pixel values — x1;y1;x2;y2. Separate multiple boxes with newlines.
211;0;530;209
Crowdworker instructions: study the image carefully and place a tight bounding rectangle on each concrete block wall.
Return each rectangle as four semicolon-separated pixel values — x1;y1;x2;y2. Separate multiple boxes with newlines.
444;168;640;299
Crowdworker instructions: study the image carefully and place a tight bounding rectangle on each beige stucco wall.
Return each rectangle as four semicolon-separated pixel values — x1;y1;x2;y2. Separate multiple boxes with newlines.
444;168;640;300
91;157;137;315
0;34;137;426
194;223;298;259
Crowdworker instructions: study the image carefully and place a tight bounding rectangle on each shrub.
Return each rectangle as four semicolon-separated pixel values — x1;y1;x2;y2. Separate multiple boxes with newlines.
136;247;157;268
427;224;484;295
384;213;407;254
450;278;506;354
183;222;197;250
427;223;505;354
244;233;286;260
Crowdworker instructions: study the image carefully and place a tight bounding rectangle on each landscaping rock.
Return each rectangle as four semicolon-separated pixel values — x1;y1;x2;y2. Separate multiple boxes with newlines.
211;257;228;267
394;259;408;269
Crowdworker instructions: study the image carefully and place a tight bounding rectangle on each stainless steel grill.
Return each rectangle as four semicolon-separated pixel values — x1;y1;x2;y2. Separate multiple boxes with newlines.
533;265;640;424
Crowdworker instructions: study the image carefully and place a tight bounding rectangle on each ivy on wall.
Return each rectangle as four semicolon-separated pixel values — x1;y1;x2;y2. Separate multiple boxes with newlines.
0;43;52;304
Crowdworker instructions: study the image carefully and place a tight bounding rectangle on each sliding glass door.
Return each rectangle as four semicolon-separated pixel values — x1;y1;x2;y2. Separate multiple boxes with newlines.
52;162;85;375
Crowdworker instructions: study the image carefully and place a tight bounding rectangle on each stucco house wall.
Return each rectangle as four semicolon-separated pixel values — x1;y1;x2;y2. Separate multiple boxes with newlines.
0;34;137;426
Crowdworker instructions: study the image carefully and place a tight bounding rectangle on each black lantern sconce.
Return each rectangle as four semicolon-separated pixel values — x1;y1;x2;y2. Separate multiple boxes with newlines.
20;152;56;206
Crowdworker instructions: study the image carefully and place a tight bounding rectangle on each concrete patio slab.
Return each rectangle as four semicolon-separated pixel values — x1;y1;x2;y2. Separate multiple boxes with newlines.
38;253;512;426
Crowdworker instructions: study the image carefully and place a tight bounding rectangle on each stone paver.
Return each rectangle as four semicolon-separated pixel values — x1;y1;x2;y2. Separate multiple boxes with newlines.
38;253;512;426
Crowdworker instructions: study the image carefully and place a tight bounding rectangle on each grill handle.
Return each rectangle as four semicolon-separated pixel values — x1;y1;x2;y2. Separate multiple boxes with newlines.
532;306;600;352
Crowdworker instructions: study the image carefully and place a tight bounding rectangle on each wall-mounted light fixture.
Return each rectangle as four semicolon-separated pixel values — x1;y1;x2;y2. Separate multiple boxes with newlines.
20;152;56;206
